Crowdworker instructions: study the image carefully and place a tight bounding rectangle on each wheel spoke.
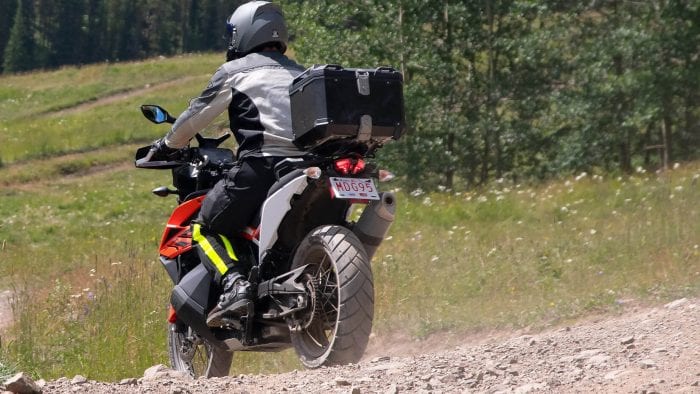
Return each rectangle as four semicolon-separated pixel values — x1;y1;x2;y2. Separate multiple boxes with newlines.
305;328;325;348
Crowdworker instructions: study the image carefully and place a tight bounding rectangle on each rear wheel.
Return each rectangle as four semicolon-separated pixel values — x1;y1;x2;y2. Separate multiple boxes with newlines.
167;322;233;378
290;225;374;368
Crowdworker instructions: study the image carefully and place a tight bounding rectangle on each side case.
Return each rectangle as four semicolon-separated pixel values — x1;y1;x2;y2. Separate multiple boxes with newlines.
289;64;406;149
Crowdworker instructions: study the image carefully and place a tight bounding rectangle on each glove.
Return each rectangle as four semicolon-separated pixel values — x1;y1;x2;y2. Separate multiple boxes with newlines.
151;138;180;161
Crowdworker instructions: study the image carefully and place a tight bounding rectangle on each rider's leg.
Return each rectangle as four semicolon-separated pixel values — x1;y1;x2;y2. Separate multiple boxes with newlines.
195;157;279;326
191;223;252;326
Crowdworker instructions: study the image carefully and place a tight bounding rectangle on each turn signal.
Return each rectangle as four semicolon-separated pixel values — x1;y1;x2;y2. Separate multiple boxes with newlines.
378;169;395;182
304;167;322;179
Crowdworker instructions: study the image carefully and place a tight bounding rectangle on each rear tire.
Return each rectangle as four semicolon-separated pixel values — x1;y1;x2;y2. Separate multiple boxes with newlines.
167;322;233;378
290;225;374;368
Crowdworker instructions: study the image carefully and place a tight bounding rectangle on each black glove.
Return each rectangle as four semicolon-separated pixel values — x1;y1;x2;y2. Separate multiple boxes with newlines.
151;138;181;161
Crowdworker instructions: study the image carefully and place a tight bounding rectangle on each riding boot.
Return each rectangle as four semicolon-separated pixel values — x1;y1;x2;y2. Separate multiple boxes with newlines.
206;273;252;327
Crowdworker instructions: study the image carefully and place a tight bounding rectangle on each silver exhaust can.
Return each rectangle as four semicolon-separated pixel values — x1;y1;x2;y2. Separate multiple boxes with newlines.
353;192;396;260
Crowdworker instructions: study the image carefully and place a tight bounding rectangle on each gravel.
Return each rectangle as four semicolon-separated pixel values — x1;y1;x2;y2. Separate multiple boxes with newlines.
5;297;699;393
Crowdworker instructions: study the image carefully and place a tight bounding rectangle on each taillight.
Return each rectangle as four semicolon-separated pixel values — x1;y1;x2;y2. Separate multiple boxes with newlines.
334;158;366;175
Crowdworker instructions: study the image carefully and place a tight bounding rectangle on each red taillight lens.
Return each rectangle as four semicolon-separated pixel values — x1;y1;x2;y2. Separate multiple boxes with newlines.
353;159;366;174
334;158;366;175
334;158;353;175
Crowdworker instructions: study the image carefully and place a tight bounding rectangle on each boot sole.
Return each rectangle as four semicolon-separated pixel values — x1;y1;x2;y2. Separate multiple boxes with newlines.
206;299;250;328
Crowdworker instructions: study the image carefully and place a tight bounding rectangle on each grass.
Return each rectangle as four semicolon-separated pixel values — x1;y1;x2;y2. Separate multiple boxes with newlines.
0;54;698;381
0;357;16;382
373;168;700;337
0;52;226;164
0;53;221;122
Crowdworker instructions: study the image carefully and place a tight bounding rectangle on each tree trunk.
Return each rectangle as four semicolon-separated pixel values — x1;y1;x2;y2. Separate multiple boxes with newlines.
445;132;455;189
661;112;672;171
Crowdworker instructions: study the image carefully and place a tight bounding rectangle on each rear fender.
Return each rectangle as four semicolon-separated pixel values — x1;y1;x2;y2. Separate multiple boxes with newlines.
258;174;309;263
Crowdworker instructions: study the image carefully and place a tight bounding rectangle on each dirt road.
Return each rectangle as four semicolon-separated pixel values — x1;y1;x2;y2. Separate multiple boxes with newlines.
11;297;700;393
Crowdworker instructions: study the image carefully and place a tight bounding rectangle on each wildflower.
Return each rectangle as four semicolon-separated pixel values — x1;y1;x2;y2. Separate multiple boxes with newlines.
589;229;597;235
515;237;523;242
674;186;683;192
422;197;433;206
575;172;587;181
673;162;680;169
437;185;446;192
486;248;497;257
410;188;424;197
560;206;569;213
566;258;573;263
636;166;646;174
496;195;505;201
430;256;440;262
477;196;488;203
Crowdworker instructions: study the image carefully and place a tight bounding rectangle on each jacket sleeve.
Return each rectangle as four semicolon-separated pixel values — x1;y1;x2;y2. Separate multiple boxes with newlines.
163;67;233;148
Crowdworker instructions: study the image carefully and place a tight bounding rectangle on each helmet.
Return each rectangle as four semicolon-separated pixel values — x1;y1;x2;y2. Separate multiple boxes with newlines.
226;1;288;61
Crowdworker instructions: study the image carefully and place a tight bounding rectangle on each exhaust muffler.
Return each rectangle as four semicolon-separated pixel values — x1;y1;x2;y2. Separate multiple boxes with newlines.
353;192;396;260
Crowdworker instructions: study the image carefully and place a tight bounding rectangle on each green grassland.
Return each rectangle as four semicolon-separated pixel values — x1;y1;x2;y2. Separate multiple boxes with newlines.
0;55;699;381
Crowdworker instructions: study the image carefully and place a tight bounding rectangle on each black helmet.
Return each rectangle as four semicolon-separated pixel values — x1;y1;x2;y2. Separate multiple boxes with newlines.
226;1;288;61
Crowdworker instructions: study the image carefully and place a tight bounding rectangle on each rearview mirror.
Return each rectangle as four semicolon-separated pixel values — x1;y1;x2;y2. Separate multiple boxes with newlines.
141;104;176;124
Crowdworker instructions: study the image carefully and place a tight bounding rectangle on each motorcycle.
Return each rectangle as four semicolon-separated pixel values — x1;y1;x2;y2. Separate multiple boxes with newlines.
135;104;396;377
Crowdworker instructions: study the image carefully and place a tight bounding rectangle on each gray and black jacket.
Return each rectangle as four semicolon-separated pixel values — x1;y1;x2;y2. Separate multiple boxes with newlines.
164;52;306;159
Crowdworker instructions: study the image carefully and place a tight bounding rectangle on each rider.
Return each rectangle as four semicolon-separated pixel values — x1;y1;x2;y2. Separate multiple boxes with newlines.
151;1;306;327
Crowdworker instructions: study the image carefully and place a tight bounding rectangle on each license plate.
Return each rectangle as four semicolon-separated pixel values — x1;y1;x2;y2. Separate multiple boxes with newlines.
329;177;380;200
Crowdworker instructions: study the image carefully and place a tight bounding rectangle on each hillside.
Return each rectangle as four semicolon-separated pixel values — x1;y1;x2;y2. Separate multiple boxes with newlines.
0;55;699;382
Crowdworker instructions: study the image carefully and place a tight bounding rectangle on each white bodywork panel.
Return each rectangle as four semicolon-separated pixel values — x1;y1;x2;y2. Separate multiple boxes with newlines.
258;174;309;263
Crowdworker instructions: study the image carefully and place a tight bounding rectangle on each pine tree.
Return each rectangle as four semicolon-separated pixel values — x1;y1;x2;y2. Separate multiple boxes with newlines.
83;0;107;63
0;0;18;72
52;0;87;66
3;0;36;73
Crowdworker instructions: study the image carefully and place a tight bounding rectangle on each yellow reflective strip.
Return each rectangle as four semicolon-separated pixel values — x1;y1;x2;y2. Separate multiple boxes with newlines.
218;235;238;262
192;224;229;275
